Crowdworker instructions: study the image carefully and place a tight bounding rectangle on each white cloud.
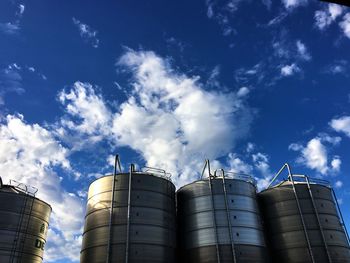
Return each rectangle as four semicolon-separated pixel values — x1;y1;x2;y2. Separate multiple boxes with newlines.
0;114;84;262
315;4;343;30
330;115;350;137
0;22;20;34
340;13;350;39
296;40;311;61
252;152;272;190
281;63;300;76
17;4;25;17
325;60;348;75
282;0;308;10
113;50;254;187
331;157;341;172
329;4;343;20
57;82;112;148
0;64;24;105
335;180;343;188
72;18;99;48
227;153;253;174
289;134;341;175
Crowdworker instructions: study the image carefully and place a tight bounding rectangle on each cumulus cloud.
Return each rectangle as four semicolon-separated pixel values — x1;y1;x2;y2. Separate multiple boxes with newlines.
112;50;254;187
296;40;311;61
57;82;112;148
72;18;99;48
227;153;253;174
289;134;341;175
0;114;84;262
315;4;343;30
281;63;300;76
52;50;254;188
282;0;308;10
335;180;343;188
330;116;350;137
340;13;350;39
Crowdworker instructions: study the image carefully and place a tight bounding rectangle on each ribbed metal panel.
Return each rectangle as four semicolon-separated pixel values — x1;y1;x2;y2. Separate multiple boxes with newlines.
177;178;269;262
80;172;176;263
0;186;51;263
258;181;350;263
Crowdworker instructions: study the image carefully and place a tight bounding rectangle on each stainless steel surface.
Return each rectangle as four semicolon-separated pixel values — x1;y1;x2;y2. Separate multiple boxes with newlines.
177;176;268;262
80;172;176;263
0;185;51;263
259;180;350;263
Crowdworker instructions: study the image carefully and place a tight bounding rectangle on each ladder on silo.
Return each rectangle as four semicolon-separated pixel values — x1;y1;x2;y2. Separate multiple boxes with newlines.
9;182;37;263
202;160;221;263
215;169;237;263
106;155;122;263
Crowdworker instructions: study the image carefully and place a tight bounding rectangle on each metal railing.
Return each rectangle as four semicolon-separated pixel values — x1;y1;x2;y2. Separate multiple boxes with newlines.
142;166;172;181
9;180;38;196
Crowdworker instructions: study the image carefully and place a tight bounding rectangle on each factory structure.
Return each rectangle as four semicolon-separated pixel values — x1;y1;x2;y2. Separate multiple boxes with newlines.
0;156;349;263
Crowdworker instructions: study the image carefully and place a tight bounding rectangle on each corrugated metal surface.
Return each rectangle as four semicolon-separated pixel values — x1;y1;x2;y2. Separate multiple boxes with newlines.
258;181;350;263
80;172;176;263
177;178;269;263
0;185;51;263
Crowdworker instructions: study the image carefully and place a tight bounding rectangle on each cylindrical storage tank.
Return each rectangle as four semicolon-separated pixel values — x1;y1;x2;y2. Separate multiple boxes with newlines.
80;168;176;263
0;182;51;263
258;180;350;263
177;173;269;262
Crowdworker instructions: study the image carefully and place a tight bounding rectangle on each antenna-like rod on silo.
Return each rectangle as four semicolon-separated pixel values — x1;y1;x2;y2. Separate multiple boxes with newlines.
267;163;292;189
201;159;212;179
106;154;122;263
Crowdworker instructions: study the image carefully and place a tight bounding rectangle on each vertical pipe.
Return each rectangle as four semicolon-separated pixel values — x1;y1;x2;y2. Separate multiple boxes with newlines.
220;170;237;262
125;164;134;263
106;155;121;263
289;174;315;263
305;177;332;263
208;173;221;263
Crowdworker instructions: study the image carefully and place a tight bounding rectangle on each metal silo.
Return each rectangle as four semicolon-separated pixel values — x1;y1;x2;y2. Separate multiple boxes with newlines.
0;177;51;263
177;160;269;263
258;163;350;263
80;156;176;263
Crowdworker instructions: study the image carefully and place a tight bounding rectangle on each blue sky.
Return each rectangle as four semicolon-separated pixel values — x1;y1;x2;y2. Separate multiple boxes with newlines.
1;0;350;262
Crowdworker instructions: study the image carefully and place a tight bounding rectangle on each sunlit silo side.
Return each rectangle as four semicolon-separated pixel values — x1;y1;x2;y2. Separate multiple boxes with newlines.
80;164;176;263
0;179;51;263
258;164;350;263
177;164;269;263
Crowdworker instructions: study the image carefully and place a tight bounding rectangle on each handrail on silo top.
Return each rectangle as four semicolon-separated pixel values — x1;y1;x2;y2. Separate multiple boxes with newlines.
106;154;122;263
9;180;38;196
142;166;172;180
215;169;237;263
